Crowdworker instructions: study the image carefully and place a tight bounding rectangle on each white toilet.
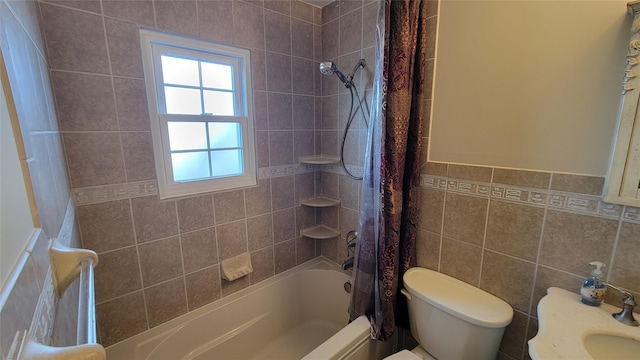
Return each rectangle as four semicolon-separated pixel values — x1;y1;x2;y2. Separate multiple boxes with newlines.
386;267;513;360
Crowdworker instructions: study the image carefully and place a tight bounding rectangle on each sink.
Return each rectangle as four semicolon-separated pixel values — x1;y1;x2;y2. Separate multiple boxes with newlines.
584;334;640;360
529;287;640;359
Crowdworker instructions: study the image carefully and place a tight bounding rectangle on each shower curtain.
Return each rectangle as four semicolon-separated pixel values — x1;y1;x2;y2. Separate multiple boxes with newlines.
349;0;429;341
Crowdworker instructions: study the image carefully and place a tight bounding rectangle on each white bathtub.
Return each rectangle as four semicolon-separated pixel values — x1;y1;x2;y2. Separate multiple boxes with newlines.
105;257;394;360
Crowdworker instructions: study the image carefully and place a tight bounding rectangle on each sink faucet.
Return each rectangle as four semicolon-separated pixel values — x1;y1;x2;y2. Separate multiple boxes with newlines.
605;283;639;327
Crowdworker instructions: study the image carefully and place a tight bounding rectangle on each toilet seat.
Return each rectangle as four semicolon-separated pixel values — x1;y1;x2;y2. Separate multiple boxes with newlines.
384;349;422;360
383;346;436;360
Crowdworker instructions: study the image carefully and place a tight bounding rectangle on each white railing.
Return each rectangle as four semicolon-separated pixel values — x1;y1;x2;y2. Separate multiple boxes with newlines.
8;240;105;360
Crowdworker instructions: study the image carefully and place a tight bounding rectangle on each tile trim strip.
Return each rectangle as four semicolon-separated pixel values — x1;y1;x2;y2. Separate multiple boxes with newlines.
73;164;321;205
421;174;627;220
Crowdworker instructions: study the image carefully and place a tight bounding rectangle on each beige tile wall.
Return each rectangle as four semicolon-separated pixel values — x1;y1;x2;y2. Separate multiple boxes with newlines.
416;165;640;360
36;0;325;347
417;3;640;360
318;0;377;264
0;0;79;355
5;0;638;358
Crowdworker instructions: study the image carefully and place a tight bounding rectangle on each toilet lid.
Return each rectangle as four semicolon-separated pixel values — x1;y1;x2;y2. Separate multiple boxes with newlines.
403;267;513;328
384;350;423;360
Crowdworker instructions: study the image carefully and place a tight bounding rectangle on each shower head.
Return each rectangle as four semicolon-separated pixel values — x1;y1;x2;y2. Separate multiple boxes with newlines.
319;59;366;89
319;61;336;76
319;61;350;87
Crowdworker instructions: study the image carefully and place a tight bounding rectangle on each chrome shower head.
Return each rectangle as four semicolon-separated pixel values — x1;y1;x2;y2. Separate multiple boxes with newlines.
319;61;349;87
320;59;366;89
319;61;336;75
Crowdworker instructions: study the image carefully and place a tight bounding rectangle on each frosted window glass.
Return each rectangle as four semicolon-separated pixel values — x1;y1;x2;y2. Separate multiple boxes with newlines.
172;151;210;181
161;56;200;86
208;122;241;148
168;122;207;151
202;62;233;90
203;91;234;116
165;86;202;115
211;149;243;177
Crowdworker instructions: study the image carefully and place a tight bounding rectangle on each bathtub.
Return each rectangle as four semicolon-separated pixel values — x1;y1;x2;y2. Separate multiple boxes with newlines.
105;257;394;360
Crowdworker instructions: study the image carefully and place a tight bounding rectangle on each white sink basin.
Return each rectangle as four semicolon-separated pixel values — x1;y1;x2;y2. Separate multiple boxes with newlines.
584;334;640;359
529;287;640;359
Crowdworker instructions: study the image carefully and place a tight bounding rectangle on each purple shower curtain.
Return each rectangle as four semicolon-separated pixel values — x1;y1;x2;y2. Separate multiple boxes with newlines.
349;0;429;341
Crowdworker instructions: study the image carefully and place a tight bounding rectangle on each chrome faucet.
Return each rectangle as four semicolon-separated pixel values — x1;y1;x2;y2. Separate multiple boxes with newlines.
342;257;354;271
605;283;639;327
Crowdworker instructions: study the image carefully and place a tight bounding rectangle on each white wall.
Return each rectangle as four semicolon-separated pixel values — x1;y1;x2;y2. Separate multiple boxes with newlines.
430;0;631;175
0;58;36;288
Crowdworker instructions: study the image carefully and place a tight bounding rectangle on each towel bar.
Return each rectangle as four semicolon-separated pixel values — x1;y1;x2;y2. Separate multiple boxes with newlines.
8;240;105;360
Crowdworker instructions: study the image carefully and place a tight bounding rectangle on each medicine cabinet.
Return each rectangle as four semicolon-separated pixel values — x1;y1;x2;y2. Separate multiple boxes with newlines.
604;1;640;206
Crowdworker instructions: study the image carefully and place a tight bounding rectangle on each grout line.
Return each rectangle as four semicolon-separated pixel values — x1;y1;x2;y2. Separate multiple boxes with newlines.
606;207;625;284
476;167;495;288
521;173;554;360
128;197;151;331
211;194;222;300
174;201;190;312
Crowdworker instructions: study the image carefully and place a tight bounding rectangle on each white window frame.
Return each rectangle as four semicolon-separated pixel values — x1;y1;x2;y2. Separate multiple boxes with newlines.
140;29;257;199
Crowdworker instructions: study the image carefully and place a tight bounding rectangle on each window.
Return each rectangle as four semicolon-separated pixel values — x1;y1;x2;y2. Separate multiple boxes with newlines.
140;29;257;199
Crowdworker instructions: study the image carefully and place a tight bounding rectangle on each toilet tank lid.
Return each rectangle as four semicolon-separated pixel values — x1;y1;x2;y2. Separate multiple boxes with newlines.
403;267;513;328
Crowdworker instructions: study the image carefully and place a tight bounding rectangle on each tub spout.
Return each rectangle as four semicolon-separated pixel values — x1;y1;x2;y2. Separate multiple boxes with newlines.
342;257;354;270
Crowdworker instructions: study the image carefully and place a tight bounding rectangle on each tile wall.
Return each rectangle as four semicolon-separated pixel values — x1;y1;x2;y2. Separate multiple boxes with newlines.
0;0;80;356
415;3;640;360
36;0;327;346
4;0;638;358
317;0;378;264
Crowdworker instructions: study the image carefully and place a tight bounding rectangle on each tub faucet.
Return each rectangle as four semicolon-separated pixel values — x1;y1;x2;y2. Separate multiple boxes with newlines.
342;256;354;271
346;231;358;249
605;282;639;327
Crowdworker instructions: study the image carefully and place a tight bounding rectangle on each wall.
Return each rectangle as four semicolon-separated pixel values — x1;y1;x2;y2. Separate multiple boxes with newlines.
36;0;328;346
0;0;79;356
0;55;36;287
430;0;630;175
317;0;377;264
421;2;640;360
13;1;639;359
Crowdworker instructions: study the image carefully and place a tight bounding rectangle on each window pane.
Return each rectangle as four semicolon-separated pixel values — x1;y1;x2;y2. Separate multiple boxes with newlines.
172;151;210;181
164;86;202;115
168;122;207;151
211;149;243;177
203;90;234;116
208;122;241;148
161;55;200;86
201;62;233;90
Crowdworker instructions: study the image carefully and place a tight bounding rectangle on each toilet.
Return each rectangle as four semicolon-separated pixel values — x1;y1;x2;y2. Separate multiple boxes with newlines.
386;267;513;360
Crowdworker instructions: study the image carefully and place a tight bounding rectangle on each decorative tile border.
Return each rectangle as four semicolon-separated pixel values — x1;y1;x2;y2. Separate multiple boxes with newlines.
420;174;625;219
421;174;447;190
258;163;317;180
74;164;321;205
623;206;640;224
57;199;76;247
492;184;547;207
73;180;158;205
547;191;622;219
448;179;491;198
29;272;55;345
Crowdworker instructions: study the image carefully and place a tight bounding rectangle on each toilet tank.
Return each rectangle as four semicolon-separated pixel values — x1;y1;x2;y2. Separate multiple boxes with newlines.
402;268;513;360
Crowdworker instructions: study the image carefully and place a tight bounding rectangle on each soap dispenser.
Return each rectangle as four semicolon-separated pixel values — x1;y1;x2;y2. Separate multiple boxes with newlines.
581;261;607;306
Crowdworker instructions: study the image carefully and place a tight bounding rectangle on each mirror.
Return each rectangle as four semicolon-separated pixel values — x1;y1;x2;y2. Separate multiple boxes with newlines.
429;0;630;176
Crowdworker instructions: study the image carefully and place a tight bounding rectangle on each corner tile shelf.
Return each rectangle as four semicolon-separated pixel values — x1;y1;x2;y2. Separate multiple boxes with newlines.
300;196;341;208
298;156;341;240
300;224;341;239
299;155;340;165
